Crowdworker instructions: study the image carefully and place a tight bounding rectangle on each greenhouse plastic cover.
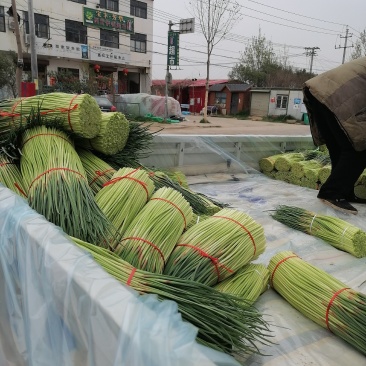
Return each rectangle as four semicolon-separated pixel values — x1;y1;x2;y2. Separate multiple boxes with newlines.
115;93;182;118
0;186;240;366
188;172;366;365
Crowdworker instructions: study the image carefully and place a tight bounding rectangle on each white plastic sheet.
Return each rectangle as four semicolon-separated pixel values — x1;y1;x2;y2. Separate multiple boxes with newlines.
0;186;239;366
189;173;366;365
115;93;182;118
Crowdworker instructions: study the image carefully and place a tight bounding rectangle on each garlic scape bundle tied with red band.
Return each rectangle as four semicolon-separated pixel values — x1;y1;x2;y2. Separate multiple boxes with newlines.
75;111;129;155
77;148;116;194
73;237;272;358
0;92;102;139
268;251;366;356
214;263;270;306
95;167;155;240
271;205;366;258
116;186;193;274
0;153;27;198
164;208;266;286
20;125;116;244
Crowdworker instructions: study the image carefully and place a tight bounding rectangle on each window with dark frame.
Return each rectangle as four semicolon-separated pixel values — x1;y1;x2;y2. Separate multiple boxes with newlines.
130;0;147;19
100;0;119;12
0;7;5;32
23;11;49;39
100;29;119;49
65;20;87;44
68;0;86;3
276;95;289;109
58;67;80;79
130;33;146;53
56;67;80;85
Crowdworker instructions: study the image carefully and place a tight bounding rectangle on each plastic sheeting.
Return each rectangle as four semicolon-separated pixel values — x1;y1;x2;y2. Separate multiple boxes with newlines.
141;134;315;175
0;186;240;366
115;93;182;118
188;173;366;365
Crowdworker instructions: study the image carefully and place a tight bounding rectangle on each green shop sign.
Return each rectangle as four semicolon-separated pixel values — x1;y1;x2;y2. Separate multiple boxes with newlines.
83;7;134;33
167;31;179;66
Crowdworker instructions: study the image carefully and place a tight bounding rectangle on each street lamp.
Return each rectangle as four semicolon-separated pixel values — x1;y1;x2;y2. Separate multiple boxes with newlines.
192;78;197;115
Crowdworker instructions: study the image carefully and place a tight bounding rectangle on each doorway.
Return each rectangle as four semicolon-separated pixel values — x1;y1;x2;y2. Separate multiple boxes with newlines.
230;93;239;114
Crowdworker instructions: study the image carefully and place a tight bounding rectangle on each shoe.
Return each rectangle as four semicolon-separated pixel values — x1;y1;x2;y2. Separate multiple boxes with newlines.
319;198;358;215
345;195;366;204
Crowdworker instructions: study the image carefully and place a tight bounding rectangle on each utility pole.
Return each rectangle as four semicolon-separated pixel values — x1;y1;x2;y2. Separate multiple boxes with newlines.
191;78;197;115
28;0;39;92
164;18;194;120
336;27;353;64
164;21;173;120
11;0;23;96
304;47;319;74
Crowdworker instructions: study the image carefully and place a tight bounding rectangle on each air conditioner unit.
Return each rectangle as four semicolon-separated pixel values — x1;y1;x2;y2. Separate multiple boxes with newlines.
24;34;31;46
8;19;16;31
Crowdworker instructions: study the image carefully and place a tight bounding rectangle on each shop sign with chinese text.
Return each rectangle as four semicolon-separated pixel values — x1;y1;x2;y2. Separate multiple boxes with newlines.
83;7;134;33
89;45;130;64
33;40;87;59
167;31;179;66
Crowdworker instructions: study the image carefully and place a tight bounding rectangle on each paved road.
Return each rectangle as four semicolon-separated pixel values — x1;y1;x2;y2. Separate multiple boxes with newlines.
148;116;312;136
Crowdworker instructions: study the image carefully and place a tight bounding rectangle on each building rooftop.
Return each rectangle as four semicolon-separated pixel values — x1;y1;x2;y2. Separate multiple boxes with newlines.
209;83;251;92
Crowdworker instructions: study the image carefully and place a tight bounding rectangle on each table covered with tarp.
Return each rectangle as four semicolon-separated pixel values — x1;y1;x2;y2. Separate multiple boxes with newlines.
188;172;366;365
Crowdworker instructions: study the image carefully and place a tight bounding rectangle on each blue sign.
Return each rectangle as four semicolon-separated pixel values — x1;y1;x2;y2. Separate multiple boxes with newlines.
294;98;301;105
81;44;88;59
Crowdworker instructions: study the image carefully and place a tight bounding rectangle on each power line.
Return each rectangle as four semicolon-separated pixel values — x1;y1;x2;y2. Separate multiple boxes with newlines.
238;4;340;34
247;0;346;27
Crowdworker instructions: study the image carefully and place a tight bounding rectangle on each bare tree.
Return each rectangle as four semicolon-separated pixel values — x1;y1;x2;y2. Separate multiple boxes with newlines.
190;0;240;121
350;29;366;60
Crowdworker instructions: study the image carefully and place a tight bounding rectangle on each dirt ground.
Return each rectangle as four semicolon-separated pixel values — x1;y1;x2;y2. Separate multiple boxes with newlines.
147;116;312;136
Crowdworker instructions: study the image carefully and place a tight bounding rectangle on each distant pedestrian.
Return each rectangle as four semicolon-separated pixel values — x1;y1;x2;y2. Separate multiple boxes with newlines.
303;57;366;214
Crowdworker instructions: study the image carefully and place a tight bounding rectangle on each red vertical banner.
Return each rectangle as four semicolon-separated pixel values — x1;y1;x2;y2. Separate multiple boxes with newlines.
21;82;36;97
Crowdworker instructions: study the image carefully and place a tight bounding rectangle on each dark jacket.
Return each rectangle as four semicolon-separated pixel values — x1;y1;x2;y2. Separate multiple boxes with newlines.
303;57;366;151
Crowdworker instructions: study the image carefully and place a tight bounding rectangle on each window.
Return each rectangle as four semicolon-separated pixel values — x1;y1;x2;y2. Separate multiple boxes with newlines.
58;67;80;79
215;92;227;105
100;29;119;49
68;0;86;3
130;33;146;53
100;0;118;12
24;12;49;39
130;0;147;19
0;7;5;32
65;20;87;44
276;95;289;109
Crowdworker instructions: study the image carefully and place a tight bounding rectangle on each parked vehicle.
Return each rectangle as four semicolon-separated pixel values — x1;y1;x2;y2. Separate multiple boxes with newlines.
93;95;117;112
200;105;218;116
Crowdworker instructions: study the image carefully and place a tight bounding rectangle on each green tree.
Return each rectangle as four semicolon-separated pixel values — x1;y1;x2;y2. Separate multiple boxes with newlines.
229;31;315;87
350;29;366;60
0;51;18;98
45;68;112;95
229;31;280;87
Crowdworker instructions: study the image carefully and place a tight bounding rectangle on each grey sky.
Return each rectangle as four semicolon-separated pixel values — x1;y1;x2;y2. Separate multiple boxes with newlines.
152;0;366;81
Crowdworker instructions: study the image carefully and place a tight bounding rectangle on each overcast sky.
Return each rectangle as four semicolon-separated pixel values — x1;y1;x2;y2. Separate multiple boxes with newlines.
151;0;366;81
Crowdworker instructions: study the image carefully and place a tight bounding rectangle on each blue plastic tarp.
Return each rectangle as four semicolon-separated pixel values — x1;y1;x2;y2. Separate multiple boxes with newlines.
0;186;239;366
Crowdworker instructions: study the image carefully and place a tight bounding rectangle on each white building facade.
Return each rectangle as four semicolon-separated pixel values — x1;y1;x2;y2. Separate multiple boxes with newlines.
0;0;153;94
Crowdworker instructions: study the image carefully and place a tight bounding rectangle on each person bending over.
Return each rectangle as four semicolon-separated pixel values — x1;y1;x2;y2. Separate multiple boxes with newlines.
303;57;366;215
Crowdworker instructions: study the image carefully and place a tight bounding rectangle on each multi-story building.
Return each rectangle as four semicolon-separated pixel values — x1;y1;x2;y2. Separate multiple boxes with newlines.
0;0;153;94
